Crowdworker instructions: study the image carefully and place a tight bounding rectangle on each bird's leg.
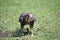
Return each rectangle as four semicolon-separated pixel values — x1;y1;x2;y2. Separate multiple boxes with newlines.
29;21;34;36
20;23;24;31
30;27;33;36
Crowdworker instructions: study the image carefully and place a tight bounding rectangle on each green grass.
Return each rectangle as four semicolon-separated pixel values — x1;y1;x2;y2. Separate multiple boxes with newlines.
0;0;60;40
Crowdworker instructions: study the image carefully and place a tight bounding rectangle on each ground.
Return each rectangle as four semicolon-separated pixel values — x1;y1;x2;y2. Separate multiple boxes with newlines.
0;0;60;40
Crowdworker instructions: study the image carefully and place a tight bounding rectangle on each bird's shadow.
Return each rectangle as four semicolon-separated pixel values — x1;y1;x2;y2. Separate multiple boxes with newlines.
11;28;29;37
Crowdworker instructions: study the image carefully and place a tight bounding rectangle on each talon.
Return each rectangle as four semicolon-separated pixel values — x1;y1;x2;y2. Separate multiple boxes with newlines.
31;33;33;36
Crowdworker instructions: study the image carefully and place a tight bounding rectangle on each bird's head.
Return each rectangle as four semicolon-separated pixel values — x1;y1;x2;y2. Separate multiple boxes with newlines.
25;14;32;23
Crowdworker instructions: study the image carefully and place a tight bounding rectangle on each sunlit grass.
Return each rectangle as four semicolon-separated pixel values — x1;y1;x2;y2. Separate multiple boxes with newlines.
0;0;60;40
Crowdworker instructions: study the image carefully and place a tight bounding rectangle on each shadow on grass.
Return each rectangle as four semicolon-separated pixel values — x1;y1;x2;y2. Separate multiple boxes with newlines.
0;28;29;37
11;28;29;37
0;30;11;37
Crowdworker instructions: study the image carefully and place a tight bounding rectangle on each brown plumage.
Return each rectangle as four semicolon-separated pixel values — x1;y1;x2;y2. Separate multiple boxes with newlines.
19;12;36;36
